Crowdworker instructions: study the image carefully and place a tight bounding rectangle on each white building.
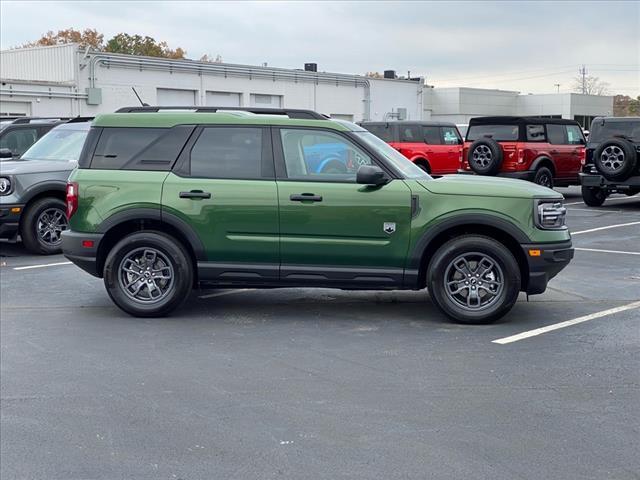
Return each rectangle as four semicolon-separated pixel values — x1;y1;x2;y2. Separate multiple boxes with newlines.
425;87;613;128
0;44;613;129
0;44;423;122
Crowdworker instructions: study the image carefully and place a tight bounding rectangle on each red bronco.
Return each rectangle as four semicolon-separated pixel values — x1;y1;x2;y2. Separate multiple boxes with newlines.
360;121;463;175
460;117;586;188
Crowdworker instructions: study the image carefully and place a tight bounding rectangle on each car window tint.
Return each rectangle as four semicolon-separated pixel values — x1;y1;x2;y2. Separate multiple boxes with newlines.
441;126;461;145
280;129;374;182
190;127;263;179
399;125;422;142
92;128;163;169
362;124;393;142
526;125;546;142
422;126;441;144
0;128;39;156
467;125;519;141
565;125;585;145
546;124;566;144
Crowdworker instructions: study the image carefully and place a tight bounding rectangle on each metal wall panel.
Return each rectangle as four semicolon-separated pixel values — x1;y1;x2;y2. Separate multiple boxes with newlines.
0;44;76;84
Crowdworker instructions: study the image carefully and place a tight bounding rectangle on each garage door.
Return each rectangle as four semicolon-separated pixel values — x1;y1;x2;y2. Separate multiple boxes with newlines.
156;88;196;106
0;100;31;117
206;91;241;107
250;94;282;108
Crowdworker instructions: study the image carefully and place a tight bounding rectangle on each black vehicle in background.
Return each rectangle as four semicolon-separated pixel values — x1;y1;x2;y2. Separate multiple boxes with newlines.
0;117;72;161
580;117;640;206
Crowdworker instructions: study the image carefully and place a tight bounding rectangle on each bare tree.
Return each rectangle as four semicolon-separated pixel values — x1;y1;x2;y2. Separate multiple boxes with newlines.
572;69;610;96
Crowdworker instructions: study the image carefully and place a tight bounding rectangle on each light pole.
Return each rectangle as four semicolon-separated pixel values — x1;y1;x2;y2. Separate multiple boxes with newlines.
554;84;561;93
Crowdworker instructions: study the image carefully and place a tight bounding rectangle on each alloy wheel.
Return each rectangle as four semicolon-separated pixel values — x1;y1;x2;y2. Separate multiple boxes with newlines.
118;248;175;303
36;208;68;246
472;145;492;168
443;252;504;311
600;146;625;172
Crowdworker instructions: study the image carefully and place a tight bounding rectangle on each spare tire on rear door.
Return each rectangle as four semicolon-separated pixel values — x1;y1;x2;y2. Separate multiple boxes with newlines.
594;138;637;181
467;138;503;175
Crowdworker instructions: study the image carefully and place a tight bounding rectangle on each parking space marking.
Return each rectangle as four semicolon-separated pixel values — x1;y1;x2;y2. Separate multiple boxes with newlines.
198;289;254;299
492;301;640;345
572;221;640;235
575;247;640;256
13;261;72;271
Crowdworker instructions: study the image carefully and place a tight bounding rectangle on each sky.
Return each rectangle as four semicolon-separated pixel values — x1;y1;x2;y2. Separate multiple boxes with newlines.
1;0;638;96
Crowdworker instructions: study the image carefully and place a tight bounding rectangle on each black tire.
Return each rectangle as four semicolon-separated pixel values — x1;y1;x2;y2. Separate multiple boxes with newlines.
20;197;69;255
427;235;521;324
467;138;503;175
414;159;431;173
594;138;637;181
581;186;607;207
533;166;554;189
320;159;347;174
103;231;193;317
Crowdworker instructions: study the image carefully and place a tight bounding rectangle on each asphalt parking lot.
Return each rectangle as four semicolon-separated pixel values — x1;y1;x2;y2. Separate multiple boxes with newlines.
1;187;638;480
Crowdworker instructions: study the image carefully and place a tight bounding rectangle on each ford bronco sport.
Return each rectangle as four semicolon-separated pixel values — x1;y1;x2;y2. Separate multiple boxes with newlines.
61;107;574;324
461;117;586;188
360;121;463;175
580;116;640;206
0;120;92;254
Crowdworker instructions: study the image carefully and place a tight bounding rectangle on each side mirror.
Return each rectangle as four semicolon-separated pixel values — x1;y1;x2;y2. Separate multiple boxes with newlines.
0;148;13;159
356;165;389;186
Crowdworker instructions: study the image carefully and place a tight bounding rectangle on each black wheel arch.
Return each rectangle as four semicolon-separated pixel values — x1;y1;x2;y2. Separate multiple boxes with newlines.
95;208;205;283
21;181;67;205
530;156;555;175
408;214;530;291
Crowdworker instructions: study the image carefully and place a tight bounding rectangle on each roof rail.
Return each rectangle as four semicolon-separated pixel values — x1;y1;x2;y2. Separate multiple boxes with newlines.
65;116;94;123
10;117;72;124
114;106;328;120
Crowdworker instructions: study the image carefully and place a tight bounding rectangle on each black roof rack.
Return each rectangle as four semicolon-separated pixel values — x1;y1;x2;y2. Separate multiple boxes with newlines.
9;117;72;124
65;116;94;123
115;106;328;120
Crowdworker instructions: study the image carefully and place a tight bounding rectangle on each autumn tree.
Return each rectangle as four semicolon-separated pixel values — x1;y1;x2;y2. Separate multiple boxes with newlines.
19;28;104;50
613;95;640;116
105;33;185;59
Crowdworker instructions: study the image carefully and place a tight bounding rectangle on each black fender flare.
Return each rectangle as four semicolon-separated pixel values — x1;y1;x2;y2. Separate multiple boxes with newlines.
407;213;531;271
530;156;555;174
97;207;206;261
21;180;67;204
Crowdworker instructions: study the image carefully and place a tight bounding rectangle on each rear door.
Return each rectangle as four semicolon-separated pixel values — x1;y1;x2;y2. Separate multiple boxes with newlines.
439;125;463;174
546;123;576;180
564;124;586;182
274;127;412;288
161;126;280;283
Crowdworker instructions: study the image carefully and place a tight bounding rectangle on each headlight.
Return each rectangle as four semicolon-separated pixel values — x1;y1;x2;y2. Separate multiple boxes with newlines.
535;199;567;230
0;176;12;196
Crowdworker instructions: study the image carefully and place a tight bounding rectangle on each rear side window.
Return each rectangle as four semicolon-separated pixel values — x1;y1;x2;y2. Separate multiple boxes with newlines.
92;128;163;169
546;124;566;144
565;125;585;145
441;126;461;145
189;127;266;179
467;124;519;141
0;127;39;157
526;125;546;142
589;120;640;142
399;125;422;142
362;124;393;142
422;126;441;144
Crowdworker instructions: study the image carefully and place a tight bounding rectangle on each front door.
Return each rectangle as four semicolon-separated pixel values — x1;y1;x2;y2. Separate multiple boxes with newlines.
161;126;280;283
274;127;413;288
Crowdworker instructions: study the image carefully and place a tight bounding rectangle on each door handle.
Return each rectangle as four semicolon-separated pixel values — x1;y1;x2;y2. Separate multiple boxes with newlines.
179;190;212;199
290;193;323;202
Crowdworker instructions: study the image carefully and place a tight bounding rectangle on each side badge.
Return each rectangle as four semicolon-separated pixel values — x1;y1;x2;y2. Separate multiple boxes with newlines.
383;222;396;234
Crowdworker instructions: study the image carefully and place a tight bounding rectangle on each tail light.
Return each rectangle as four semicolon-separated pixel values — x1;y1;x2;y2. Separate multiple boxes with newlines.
579;149;586;165
66;182;78;219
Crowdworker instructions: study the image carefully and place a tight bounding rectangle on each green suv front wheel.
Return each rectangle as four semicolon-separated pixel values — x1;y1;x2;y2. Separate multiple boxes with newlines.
103;231;193;317
427;235;521;324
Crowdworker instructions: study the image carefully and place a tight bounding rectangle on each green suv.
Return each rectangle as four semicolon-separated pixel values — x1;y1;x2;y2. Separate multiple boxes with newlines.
61;107;574;323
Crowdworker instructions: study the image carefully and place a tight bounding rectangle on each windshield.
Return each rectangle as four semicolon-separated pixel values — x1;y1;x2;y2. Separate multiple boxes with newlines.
354;131;431;179
21;127;88;162
589;120;640;142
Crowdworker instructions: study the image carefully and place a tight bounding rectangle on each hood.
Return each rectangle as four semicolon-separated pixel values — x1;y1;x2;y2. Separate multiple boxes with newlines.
418;175;561;199
0;159;77;175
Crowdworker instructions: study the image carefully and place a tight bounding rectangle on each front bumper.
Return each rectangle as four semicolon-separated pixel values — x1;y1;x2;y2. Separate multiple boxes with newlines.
521;240;574;295
61;230;104;277
0;204;24;240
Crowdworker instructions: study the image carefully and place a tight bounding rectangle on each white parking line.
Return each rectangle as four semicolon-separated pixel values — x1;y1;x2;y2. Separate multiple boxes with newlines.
13;261;72;271
492;301;640;345
575;247;640;256
572;221;640;235
198;289;254;299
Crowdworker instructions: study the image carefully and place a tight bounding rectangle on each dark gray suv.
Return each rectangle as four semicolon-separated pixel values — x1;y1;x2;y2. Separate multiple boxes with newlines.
0;121;91;254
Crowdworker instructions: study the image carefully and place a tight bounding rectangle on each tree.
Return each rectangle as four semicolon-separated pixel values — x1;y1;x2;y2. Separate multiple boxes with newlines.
572;71;610;96
105;33;185;59
365;72;383;79
19;28;104;50
199;54;223;63
613;95;640;116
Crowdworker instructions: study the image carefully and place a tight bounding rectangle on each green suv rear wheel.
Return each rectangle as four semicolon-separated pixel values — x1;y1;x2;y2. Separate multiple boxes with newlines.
427;235;521;324
103;231;193;317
